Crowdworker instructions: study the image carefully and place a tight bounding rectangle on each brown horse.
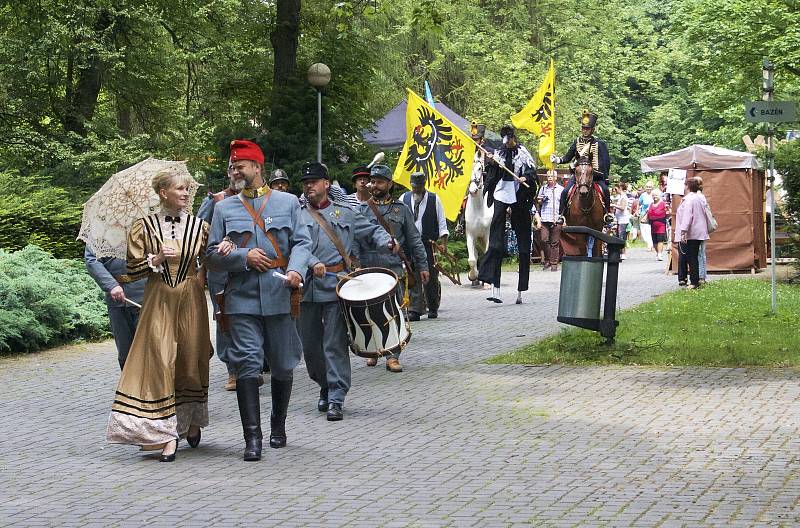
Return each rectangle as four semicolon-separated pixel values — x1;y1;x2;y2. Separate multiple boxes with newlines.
562;158;606;256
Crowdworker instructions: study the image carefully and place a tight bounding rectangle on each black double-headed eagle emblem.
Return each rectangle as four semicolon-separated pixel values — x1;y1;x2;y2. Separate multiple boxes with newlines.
404;105;466;189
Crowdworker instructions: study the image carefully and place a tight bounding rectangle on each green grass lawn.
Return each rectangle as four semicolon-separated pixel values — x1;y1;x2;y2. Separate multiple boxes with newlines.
489;278;800;367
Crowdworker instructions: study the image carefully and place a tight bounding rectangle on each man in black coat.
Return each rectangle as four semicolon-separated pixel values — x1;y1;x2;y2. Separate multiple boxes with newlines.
478;125;537;305
551;110;614;224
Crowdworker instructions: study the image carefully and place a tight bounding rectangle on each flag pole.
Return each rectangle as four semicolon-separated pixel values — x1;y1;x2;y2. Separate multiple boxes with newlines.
470;140;531;188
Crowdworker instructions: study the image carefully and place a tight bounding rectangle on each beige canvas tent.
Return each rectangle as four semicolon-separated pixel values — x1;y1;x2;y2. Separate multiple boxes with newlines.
640;145;767;272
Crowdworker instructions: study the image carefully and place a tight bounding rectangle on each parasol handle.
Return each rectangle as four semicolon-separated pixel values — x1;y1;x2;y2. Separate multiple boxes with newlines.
124;298;142;309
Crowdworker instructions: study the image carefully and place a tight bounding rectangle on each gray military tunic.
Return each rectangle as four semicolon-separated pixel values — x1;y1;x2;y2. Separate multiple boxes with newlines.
357;199;429;279
297;200;391;404
206;189;313;380
84;246;146;368
357;199;429;360
196;192;236;374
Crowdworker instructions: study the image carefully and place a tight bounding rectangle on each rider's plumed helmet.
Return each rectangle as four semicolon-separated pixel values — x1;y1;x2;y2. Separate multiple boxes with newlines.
580;109;598;129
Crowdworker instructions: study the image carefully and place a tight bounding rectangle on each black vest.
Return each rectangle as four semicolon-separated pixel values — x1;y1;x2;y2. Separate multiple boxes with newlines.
402;192;438;242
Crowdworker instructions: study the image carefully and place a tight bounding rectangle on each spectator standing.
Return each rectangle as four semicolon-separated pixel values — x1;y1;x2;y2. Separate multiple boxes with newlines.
647;189;671;261
535;169;564;271
696;178;710;284
675;177;709;289
611;183;630;260
638;181;655;250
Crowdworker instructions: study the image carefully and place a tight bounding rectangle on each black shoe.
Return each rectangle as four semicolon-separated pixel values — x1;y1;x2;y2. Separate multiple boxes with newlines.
159;439;177;462
317;388;328;412
427;311;438;319
236;377;263;461
186;429;201;449
408;312;421;322
326;403;343;421
269;377;292;449
493;297;503;303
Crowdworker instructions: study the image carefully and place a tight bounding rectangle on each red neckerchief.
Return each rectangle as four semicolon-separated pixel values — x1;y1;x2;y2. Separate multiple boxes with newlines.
310;198;330;210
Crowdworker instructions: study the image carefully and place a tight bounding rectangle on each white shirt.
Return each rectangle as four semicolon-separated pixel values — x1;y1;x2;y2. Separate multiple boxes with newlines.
492;144;535;205
402;190;449;239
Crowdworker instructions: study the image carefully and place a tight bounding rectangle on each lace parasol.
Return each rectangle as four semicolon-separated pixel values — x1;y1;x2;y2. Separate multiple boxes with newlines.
77;157;200;259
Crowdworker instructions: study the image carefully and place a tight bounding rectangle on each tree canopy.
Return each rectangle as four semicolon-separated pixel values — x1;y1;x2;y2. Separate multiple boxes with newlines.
0;0;798;256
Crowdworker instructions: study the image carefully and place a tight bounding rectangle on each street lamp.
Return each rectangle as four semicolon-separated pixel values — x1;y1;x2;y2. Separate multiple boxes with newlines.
308;63;331;163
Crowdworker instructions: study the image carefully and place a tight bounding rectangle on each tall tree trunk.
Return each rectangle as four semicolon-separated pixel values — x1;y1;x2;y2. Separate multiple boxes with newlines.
63;9;114;135
270;0;301;91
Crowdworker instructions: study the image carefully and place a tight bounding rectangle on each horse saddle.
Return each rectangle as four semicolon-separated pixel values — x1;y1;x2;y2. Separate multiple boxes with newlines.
566;181;604;206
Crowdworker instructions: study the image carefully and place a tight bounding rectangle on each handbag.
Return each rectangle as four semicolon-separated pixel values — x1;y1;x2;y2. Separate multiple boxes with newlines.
704;202;718;233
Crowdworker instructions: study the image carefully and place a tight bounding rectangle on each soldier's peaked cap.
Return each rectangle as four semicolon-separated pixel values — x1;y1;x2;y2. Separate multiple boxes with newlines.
370;165;392;180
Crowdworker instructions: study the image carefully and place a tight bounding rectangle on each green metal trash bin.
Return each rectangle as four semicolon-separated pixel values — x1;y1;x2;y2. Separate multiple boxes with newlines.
558;256;604;320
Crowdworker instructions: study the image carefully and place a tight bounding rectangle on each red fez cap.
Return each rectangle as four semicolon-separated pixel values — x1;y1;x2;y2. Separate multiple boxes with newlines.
230;139;265;165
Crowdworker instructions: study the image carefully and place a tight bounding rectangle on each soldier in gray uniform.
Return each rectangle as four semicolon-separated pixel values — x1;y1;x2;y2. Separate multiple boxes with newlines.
84;245;146;368
197;162;242;389
297;162;395;421
268;169;290;192
357;164;429;373
207;139;312;461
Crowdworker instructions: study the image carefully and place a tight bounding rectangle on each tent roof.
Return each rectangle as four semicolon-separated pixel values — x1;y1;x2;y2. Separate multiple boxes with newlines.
640;144;762;172
362;100;470;150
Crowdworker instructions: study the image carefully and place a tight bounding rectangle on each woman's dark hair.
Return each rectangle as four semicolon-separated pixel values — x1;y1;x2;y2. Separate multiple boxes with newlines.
687;177;701;193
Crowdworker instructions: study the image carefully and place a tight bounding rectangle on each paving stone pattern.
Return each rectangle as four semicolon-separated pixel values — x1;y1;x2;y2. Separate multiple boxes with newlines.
1;248;798;527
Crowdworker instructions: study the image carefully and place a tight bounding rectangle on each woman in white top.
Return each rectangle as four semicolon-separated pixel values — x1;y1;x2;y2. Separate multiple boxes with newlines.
638;181;655;250
612;183;631;259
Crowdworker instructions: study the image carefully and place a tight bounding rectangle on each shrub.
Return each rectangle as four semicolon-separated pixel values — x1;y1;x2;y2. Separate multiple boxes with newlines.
0;246;109;354
0;171;84;259
776;139;800;222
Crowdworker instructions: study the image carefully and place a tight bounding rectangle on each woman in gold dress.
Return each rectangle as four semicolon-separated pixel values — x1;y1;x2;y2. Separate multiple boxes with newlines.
106;169;212;462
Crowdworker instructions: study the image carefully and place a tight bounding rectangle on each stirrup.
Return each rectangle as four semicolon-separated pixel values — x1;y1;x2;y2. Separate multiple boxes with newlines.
603;213;615;224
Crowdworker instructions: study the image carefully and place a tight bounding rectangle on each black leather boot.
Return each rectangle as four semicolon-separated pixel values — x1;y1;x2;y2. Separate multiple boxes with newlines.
236;377;262;461
269;376;293;449
317;387;329;412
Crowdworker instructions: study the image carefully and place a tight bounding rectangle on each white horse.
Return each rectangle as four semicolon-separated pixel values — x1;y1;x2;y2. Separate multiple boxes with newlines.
465;162;493;284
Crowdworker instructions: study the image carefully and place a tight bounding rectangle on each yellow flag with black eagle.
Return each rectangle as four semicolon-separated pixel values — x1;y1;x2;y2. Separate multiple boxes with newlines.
393;89;475;221
510;59;555;169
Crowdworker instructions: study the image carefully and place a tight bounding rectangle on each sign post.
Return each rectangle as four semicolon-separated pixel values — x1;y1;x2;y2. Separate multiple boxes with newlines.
761;59;777;314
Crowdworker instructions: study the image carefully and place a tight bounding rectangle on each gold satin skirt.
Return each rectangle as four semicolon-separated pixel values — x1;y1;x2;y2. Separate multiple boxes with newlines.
106;272;212;447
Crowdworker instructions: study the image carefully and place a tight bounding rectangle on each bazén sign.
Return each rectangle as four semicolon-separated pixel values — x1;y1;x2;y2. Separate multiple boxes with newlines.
744;101;797;123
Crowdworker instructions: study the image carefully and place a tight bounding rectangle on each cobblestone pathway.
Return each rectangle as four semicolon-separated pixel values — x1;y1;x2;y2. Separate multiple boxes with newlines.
1;248;798;527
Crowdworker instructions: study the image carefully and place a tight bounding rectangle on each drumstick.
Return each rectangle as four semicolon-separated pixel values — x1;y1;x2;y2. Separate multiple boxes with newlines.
326;271;362;281
124;298;142;309
272;271;304;289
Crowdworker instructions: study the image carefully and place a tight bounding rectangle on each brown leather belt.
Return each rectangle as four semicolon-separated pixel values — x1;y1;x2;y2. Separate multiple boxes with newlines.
266;257;289;269
325;261;346;273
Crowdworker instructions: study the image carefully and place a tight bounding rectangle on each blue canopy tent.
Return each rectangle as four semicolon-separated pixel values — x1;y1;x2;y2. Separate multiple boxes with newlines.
362;100;472;150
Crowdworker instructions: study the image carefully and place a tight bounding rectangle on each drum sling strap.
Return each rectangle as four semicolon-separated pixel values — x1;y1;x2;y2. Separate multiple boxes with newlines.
367;200;413;306
306;207;352;271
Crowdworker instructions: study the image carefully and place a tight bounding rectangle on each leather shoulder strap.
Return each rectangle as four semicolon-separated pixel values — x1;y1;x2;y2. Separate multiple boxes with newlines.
367;199;414;272
307;207;351;270
237;192;285;261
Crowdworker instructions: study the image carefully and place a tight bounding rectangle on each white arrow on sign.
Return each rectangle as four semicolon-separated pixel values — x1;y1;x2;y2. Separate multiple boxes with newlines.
745;101;797;123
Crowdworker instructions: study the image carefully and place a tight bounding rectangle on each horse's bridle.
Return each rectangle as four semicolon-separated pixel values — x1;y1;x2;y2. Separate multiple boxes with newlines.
469;164;485;195
575;162;595;214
